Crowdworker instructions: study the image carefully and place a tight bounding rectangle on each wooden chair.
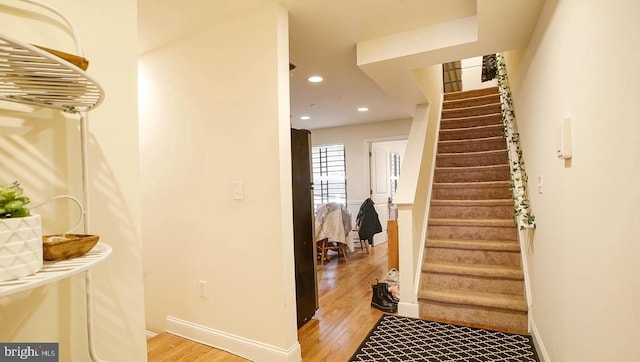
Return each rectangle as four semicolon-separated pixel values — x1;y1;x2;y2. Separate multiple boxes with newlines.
352;228;370;254
317;238;349;265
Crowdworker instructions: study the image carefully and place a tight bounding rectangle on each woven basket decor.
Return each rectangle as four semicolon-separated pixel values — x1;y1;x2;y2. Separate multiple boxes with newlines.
42;234;99;261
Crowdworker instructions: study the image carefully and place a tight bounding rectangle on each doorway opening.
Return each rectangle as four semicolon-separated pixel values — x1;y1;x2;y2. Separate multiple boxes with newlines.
367;139;408;246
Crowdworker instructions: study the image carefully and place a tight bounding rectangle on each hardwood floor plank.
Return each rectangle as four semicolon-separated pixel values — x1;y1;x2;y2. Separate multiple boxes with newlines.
148;243;391;361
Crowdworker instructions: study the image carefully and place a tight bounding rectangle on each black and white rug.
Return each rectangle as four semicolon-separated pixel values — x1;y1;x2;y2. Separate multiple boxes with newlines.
349;315;539;362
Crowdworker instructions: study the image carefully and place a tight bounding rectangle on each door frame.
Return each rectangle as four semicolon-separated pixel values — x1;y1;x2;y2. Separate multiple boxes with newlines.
363;136;408;246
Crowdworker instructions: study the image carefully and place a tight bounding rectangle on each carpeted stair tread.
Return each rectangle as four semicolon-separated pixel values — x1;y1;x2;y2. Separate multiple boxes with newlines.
429;218;516;227
436;149;508;167
438;135;504;144
442;103;502;119
426;239;520;252
442;93;501;109
429;199;514;219
432;180;511;189
440;113;502;129
430;199;513;207
435;164;509;172
419;287;528;312
444;87;499;101
438;124;504;141
431;181;512;200
438;136;507;153
434;164;511;183
422;261;524;280
437;149;507;158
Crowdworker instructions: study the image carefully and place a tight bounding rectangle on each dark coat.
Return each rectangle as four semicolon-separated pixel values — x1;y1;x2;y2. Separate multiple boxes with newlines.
356;198;382;244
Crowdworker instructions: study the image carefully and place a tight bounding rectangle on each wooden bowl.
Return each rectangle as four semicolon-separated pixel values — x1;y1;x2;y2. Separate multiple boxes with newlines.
42;234;99;261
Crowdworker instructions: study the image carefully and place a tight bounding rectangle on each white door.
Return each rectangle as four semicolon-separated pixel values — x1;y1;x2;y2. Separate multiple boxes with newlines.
368;140;408;246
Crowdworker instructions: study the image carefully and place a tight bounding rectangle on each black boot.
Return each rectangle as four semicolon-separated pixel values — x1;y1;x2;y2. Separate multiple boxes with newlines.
371;283;397;313
377;281;399;304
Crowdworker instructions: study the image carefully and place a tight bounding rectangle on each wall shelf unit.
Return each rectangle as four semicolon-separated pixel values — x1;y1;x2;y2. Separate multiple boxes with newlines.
1;1;109;361
0;242;111;298
0;33;104;113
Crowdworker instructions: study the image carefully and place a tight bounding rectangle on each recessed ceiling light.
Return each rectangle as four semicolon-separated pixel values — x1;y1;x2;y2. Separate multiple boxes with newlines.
300;116;310;120
307;75;323;83
357;107;369;112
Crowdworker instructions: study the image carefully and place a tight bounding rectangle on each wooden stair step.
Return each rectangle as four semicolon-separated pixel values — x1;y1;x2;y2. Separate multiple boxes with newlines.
419;287;528;312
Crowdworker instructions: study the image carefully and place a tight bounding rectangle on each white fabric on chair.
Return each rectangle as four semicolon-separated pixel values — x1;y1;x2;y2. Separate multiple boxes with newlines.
315;203;353;252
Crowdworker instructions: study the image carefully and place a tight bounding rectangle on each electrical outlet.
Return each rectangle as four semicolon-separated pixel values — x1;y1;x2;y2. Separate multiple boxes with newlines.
199;280;208;298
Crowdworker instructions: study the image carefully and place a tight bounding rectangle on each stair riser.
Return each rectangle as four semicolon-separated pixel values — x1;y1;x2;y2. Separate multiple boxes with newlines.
443;94;501;109
424;247;521;267
431;185;512;200
438;138;507;153
444;87;499;101
429;204;514;219
419;300;528;334
420;272;525;295
440;114;503;130
434;166;510;183
436;151;507;168
428;225;518;241
442;103;502;119
439;125;504;141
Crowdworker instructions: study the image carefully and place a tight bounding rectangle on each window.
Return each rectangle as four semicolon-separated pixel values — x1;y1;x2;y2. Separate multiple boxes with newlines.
312;144;347;210
390;152;400;201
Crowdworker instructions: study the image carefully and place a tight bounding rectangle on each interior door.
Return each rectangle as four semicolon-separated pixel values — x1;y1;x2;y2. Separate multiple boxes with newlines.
369;142;390;245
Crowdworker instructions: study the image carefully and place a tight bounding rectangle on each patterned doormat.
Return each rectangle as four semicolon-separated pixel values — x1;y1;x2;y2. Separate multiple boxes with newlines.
349;315;539;362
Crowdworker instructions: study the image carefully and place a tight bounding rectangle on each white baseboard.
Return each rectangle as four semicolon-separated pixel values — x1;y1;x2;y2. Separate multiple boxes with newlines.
397;301;419;318
166;316;301;362
146;330;157;339
529;317;550;362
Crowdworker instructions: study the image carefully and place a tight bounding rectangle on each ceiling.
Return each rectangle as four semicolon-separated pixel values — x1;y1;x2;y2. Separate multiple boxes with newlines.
138;0;544;130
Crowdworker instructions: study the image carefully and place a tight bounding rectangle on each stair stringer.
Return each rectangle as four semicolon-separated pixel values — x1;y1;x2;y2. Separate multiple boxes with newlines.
410;93;444;312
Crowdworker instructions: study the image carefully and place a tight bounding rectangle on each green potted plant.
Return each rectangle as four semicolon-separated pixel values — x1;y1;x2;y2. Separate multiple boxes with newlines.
0;181;43;282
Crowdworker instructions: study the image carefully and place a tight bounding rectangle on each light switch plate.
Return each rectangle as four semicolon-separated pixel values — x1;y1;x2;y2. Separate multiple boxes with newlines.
232;181;243;200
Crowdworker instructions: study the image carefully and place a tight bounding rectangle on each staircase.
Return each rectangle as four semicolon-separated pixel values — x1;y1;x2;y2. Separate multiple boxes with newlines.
418;87;528;334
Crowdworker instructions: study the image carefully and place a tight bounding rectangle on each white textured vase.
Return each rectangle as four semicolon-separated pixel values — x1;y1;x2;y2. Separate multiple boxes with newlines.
0;214;43;282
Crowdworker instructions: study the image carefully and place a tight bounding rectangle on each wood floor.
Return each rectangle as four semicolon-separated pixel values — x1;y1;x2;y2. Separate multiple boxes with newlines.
147;243;391;361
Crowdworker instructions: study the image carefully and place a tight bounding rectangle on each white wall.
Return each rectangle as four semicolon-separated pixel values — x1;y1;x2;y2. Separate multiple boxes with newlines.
309;119;411;224
0;0;146;361
139;3;300;361
461;56;497;91
504;0;640;361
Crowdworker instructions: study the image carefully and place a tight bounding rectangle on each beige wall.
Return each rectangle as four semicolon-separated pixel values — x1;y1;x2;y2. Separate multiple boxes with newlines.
139;3;300;360
0;0;146;361
504;0;640;361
